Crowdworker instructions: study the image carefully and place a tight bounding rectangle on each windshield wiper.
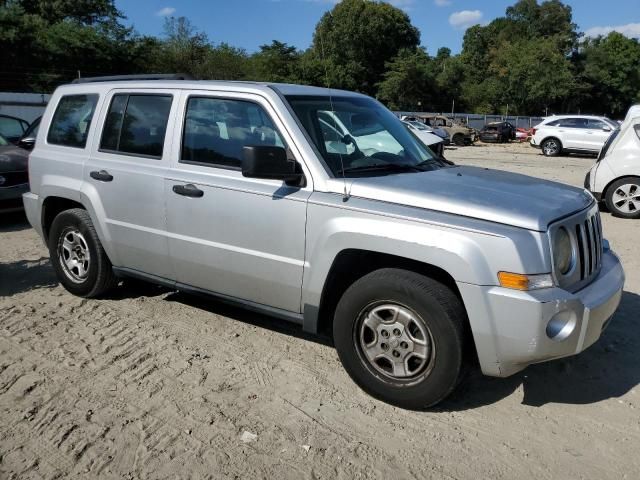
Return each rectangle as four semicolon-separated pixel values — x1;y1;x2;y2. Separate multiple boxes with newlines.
338;163;424;175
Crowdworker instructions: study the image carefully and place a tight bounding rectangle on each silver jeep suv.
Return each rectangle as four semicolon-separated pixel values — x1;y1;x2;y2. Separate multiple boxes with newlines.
23;76;625;408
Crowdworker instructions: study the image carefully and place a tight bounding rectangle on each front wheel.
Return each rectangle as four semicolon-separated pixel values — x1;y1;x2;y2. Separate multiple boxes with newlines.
333;269;467;409
541;137;562;156
605;178;640;219
452;134;465;146
48;208;118;297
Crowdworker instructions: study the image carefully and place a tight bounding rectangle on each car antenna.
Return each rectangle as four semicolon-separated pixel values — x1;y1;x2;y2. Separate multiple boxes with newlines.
319;16;350;202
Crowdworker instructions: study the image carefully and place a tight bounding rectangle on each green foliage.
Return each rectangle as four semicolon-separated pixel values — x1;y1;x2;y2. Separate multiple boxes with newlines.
249;41;301;83
377;48;434;111
309;0;420;94
578;32;640;116
0;0;638;118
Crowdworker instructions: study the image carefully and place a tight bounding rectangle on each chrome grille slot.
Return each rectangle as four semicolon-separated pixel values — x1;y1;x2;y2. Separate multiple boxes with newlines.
550;205;603;291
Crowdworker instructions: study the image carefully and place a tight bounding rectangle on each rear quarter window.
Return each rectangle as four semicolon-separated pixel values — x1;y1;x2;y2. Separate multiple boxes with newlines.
47;94;99;148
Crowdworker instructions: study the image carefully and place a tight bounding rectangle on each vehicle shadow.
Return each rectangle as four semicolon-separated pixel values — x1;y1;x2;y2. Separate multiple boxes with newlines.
164;290;333;347
0;211;30;233
0;257;58;296
438;290;640;410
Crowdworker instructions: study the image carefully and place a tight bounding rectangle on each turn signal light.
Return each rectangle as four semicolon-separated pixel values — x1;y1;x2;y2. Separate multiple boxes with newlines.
498;272;553;291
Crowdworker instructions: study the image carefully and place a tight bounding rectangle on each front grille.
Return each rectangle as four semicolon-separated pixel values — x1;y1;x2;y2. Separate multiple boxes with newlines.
0;171;28;188
550;205;603;291
574;211;603;281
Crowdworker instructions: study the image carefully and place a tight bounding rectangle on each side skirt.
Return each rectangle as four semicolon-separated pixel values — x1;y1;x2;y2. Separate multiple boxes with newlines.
112;266;304;325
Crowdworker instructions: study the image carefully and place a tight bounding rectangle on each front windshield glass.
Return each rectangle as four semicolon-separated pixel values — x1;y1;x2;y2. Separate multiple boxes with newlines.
408;120;428;131
285;95;443;177
0;134;8;146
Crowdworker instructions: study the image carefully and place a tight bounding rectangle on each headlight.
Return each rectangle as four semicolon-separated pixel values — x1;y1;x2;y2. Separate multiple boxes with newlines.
553;227;574;276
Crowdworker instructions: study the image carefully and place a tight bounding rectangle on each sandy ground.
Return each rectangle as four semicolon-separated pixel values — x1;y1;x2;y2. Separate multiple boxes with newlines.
1;142;639;479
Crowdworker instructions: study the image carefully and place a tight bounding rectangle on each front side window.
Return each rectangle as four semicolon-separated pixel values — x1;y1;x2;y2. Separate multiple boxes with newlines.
47;94;98;148
100;94;172;158
286;95;444;177
586;119;609;130
181;97;286;169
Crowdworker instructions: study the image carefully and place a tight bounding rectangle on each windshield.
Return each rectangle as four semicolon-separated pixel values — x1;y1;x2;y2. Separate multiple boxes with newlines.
0;134;8;146
408;121;429;131
285;95;443;177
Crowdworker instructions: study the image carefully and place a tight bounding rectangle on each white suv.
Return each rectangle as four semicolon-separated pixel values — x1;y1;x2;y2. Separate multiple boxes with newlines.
531;115;618;157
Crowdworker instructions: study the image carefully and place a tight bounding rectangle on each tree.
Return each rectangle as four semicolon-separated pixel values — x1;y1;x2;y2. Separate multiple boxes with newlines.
578;32;640;116
490;37;576;114
308;0;420;94
377;48;435;111
250;40;301;83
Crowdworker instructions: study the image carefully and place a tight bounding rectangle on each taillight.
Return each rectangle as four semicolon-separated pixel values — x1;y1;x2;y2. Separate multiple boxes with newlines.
532;128;537;136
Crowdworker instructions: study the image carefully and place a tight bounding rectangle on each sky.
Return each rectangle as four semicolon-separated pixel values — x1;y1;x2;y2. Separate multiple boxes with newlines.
115;0;640;55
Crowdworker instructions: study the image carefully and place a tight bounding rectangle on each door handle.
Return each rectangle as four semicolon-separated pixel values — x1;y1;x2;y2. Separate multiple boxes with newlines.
172;184;204;198
90;170;113;182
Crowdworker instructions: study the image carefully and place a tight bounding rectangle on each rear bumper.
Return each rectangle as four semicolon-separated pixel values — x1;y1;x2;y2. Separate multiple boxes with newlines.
458;248;624;377
0;183;28;212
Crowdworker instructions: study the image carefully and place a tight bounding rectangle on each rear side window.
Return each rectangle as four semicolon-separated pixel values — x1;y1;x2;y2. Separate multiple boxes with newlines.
47;94;98;148
181;97;285;169
100;94;173;158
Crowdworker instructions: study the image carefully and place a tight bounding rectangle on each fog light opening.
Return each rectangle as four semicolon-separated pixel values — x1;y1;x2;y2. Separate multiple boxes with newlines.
546;311;577;341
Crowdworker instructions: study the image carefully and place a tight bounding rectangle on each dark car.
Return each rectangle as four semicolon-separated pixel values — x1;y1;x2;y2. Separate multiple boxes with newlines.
0;133;29;213
0;114;30;144
479;121;516;143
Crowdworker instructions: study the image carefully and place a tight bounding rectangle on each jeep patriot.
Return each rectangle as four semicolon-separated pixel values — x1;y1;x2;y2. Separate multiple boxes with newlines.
23;76;624;408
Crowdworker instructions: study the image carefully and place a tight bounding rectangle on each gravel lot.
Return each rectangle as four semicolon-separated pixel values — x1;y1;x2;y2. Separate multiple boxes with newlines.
1;142;638;479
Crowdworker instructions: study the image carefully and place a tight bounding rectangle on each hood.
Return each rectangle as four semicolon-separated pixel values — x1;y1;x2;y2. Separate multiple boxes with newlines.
343;165;593;231
0;145;29;172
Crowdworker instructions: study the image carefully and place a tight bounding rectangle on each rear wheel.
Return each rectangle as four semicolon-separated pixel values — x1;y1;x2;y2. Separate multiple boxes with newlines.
333;269;467;409
48;208;118;297
541;137;562;156
605;178;640;219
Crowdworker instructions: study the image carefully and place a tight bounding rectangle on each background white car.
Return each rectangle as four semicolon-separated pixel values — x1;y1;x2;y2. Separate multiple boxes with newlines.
531;115;618;157
586;110;640;218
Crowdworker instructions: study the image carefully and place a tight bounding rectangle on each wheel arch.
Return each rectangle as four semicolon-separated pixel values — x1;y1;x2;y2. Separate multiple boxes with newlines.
309;249;466;337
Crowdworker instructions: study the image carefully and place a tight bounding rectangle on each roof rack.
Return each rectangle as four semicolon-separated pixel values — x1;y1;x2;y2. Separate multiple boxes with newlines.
71;74;193;84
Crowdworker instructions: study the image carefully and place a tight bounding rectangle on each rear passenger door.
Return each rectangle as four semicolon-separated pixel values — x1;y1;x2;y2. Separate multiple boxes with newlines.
557;118;589;149
164;91;312;313
83;89;179;279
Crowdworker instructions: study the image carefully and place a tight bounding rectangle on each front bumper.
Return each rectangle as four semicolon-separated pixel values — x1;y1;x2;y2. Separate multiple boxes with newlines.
0;183;28;212
458;248;624;377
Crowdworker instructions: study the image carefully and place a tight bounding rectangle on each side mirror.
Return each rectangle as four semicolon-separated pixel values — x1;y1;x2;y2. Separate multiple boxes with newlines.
242;146;304;186
18;137;35;150
603;126;612;132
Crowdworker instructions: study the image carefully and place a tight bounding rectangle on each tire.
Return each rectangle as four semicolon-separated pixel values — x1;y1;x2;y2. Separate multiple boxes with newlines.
333;268;467;409
541;137;562;156
48;208;118;297
605;177;640;219
452;134;465;146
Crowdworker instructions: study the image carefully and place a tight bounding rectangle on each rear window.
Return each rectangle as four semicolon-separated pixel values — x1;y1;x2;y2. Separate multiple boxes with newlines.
100;94;173;158
47;94;98;148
